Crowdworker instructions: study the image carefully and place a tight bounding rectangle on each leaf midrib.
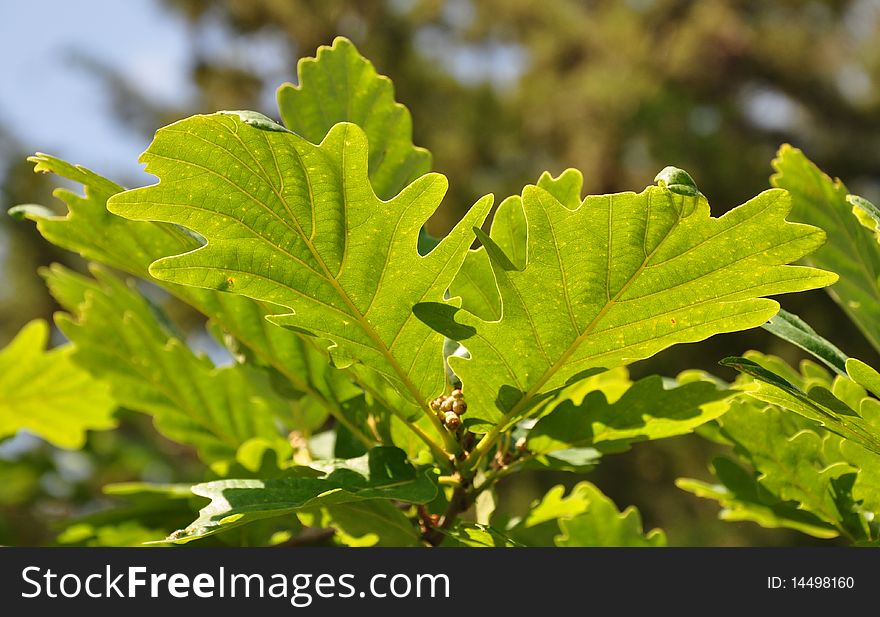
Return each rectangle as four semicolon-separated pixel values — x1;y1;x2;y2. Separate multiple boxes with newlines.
156;120;437;411
495;194;689;428
219;121;435;413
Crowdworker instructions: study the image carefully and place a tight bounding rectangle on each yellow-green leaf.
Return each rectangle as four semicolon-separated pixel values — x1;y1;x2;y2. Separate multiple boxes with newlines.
0;320;116;449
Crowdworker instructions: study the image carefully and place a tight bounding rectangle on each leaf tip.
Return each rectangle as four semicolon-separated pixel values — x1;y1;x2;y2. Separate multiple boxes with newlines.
8;204;51;221
330;35;356;51
217;110;290;133
654;166;700;197
473;226;518;272
719;356;753;369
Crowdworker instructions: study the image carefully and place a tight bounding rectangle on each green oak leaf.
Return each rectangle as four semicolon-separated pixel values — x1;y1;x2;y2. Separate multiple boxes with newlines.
519;447;603;473
676;457;840;539
680;397;876;542
277;36;431;200
438;169;836;431
762;308;849;376
717;350;880;541
8;155;147;274
437;523;522;547
82;481;302;547
555;483;666;547
13;38;439;449
0;320;116;449
772;145;880;353
721;355;880;455
450;170;566;322
57;483;200;547
527;373;731;457
45;264;290;470
166;447;436;543
503;367;633;473
832;402;880;542
12;154;375;447
448;232;502;323
300;500;422;547
58;522;172;547
107;114;492;430
507;482;664;547
847;194;880;243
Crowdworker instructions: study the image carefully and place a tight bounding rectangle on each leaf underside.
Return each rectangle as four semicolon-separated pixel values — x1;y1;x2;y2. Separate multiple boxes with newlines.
45;264;290;469
679;379;880;544
0;320;117;448
440;171;835;430
108;115;492;423
277;36;431;200
772;145;880;354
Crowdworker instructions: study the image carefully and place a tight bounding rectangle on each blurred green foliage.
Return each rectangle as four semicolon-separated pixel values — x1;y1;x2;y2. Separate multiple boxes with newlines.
2;0;879;546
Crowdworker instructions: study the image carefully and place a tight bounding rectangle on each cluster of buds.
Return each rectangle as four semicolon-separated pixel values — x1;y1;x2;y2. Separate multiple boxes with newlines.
430;388;467;430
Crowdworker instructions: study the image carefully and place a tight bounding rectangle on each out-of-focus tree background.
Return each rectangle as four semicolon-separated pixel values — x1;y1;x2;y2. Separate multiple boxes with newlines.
2;0;880;546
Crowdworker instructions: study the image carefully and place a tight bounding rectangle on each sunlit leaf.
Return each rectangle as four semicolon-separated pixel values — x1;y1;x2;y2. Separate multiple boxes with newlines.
772;145;880;353
108;113;491;440
0;320;116;449
166;447;436;543
45;264;290;470
277;36;431;200
441;171;835;431
300;500;422;547
676;457;840;539
438;522;522;547
12;154;374;445
762;308;848;376
721;355;880;455
507;482;665;546
527;373;731;457
680;373;880;543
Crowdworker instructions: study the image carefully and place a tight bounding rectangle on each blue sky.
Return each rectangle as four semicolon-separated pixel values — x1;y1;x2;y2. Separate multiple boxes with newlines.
0;0;528;189
0;0;193;181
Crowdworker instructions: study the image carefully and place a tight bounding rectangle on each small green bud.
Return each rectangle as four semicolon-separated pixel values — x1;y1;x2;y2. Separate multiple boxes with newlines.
444;411;461;430
654;166;700;197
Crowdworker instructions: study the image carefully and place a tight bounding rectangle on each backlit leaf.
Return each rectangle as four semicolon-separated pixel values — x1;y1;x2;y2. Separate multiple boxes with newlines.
772;145;880;353
507;482;665;547
721;354;880;455
527;373;731;457
13;154;377;450
45;264;290;470
108;114;492;433
680;395;878;542
0;320;116;449
440;170;835;431
277;36;431;200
